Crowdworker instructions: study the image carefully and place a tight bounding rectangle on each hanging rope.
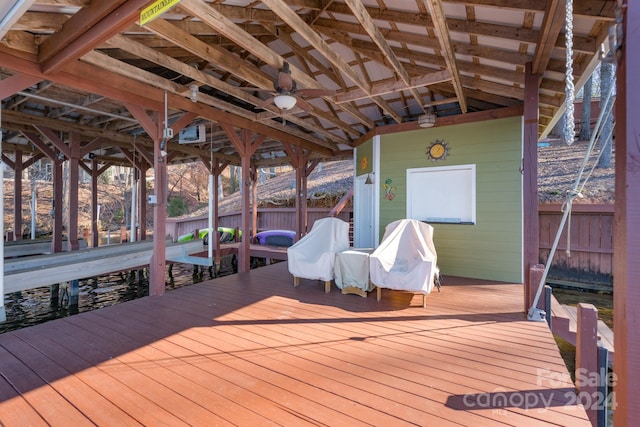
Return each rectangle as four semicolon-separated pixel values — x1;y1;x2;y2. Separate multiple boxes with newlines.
563;0;575;145
529;68;616;320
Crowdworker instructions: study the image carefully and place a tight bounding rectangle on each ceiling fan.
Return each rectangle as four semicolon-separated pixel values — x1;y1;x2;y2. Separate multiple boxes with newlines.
247;62;336;112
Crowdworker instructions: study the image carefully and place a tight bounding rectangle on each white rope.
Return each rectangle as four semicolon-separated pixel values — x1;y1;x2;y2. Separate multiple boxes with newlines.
528;69;616;321
563;0;575;145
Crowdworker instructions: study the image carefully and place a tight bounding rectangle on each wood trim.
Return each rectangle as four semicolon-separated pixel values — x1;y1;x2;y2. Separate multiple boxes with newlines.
353;105;524;146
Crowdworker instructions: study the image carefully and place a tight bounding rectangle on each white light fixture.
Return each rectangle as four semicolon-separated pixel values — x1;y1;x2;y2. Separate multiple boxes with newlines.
418;112;436;128
273;94;297;110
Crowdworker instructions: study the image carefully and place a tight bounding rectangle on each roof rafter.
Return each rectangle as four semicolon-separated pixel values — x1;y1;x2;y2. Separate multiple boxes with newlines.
419;0;467;113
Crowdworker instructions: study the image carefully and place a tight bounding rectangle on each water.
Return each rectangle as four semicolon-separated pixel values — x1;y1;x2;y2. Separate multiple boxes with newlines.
0;255;240;334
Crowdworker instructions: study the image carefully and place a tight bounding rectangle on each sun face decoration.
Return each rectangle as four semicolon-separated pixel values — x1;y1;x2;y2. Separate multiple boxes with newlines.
360;156;368;171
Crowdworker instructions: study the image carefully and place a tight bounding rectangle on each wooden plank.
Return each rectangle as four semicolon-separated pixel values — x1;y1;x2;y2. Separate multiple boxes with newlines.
0;333;141;426
4;238;87;257
0;262;592;426
4;240;202;293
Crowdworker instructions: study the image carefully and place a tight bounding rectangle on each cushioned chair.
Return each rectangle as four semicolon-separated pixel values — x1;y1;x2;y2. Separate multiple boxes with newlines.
287;217;350;292
369;219;440;307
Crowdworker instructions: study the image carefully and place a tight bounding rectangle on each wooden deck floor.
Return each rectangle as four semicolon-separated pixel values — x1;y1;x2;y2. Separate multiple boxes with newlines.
0;262;590;426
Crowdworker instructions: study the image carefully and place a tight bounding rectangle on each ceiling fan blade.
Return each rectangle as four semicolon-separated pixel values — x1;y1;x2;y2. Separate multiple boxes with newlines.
295;97;314;112
295;88;336;97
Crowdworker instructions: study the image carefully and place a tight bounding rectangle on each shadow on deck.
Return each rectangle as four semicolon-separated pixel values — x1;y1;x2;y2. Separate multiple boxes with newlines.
0;262;591;426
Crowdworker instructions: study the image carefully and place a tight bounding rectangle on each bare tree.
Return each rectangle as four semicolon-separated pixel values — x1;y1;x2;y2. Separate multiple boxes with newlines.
579;76;592;141
598;62;615;168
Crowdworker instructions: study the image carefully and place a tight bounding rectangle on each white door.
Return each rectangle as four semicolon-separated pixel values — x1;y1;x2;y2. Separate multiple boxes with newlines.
354;174;374;248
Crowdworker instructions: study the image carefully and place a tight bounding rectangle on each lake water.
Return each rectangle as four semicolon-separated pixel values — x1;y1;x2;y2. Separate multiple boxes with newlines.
0;255;239;334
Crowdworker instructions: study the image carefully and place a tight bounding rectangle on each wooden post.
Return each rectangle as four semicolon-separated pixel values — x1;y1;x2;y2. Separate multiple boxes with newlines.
239;138;251;273
575;303;598;426
51;154;63;254
67;132;80;251
523;62;540;313
139;167;148;240
213;163;221;273
295;157;304;240
13;149;22;240
614;2;640;424
91;159;99;248
251;165;258;241
149;113;167;295
125;103;166;295
526;264;544;312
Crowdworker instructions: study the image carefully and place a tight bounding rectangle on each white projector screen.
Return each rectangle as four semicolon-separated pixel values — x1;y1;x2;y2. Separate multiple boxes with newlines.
406;164;476;224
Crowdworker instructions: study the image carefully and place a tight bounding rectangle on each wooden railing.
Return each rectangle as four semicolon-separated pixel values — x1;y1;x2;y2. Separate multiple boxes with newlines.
329;187;353;217
167;203;614;288
166;207;352;242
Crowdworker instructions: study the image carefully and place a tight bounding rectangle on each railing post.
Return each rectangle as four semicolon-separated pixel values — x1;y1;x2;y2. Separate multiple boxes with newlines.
597;346;609;427
526;263;544;313
576;303;598;426
544;285;552;327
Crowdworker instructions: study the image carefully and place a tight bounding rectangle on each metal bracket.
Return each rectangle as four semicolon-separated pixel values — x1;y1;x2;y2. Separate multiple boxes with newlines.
527;307;547;322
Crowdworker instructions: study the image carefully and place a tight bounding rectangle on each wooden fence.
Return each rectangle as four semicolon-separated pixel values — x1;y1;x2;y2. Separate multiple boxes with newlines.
166;207;352;241
167;204;614;289
539;203;613;289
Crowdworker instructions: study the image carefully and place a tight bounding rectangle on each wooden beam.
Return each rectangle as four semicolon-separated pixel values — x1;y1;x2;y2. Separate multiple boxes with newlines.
176;0;372;128
38;0;150;73
532;0;564;74
336;70;452;104
343;0;424;110
0;73;41;99
420;0;467;113
256;0;400;124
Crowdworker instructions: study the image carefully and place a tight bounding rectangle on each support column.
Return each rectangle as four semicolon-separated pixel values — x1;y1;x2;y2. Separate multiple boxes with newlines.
126;103;167;295
298;162;306;237
13;149;23;240
614;2;640;424
150;114;167;295
222;125;265;273
67;133;80;251
51;154;64;254
575;303;599;426
251;165;258;241
91;159;99;247
139;167;148;240
239;135;251;273
523;62;541;313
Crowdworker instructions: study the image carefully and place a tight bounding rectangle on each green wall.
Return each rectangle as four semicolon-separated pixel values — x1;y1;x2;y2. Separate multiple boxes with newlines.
378;116;523;282
356;139;373;176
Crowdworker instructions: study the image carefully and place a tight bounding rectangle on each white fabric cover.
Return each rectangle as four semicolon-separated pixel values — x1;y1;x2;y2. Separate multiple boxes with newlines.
334;248;374;291
287;217;350;281
369;219;439;294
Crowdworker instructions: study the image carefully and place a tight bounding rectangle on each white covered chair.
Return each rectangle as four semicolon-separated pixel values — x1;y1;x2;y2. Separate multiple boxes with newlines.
369;219;440;307
287;217;350;292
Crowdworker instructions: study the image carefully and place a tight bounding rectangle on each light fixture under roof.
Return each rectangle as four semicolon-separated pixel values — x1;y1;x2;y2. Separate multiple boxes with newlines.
418;112;436;128
273;94;297;110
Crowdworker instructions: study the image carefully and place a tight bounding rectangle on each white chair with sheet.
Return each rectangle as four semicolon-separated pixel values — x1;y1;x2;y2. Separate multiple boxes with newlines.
369;219;440;307
287;217;350;293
